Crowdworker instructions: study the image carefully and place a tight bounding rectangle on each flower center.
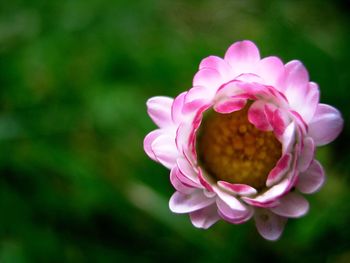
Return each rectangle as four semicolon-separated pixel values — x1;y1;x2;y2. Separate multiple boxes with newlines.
197;104;282;190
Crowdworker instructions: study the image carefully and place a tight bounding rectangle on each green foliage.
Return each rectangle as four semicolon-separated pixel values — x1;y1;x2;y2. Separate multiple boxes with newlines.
0;0;349;262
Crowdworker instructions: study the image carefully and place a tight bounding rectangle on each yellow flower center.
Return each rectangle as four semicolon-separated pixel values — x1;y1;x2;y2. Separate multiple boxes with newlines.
197;104;282;190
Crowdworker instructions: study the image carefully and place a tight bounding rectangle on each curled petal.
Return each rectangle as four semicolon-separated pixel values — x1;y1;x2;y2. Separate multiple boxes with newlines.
143;129;163;161
171;92;187;124
183;86;213;114
175;123;190;153
198;168;214;192
217;198;253;224
248;100;272;131
177;157;198;182
214;98;247;114
297;160;325;194
308;104;343;146
169;191;215;214
176;120;200;155
174;165;199;188
190;204;220;229
297;137;315;172
264;103;275;124
224;40;260;73
234;73;263;84
170;167;195;194
215;187;248;211
254;209;287;241
217;181;257;196
270;192;309;218
271;108;290;137
215;80;244;99
177;158;200;188
243;176;293;207
266;154;292;187
291;110;308;136
147;96;173;128
151;134;178;169
281;122;296;154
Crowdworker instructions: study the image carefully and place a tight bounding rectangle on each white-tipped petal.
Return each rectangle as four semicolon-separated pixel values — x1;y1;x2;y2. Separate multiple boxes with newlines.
169;191;215;214
190;204;220;229
270;192;309;218
254;209;287;241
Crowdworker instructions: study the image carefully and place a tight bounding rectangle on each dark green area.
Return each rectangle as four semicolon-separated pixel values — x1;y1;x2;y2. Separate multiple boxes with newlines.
0;0;349;262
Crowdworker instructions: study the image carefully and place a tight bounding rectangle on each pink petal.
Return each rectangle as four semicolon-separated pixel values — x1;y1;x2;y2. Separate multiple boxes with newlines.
271;108;290;137
308;104;343;146
248;100;272;131
264;103;275;124
173;165;199;188
169;191;215;214
214;187;247;211
198;168;214;192
243;176;292;207
270;192;309;218
297;82;320;123
281;60;309;93
266;154;292;187
255;56;285;87
193;68;223;91
282;61;317;119
199;55;231;80
297;160;325;194
234;73;263;84
215;80;245;99
216;198;253;224
297;137;315;172
224;40;260;73
217;181;257;196
177;157;198;182
266;86;289;105
290;110;308;135
281;122;296;154
254;209;287;241
189;204;220;229
170;167;195;194
171;92;187;124
143;129;163;161
146;96;174;128
183;86;213;114
175;122;192;153
151;134;178;169
213;98;247;114
179;107;208;158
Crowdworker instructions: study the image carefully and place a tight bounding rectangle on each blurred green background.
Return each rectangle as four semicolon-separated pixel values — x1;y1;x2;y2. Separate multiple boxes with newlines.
0;0;349;262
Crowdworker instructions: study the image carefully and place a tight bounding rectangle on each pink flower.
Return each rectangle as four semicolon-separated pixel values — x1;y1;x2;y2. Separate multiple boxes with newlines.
143;40;343;240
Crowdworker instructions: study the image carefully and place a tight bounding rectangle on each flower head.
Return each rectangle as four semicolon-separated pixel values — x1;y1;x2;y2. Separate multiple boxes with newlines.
143;40;343;240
